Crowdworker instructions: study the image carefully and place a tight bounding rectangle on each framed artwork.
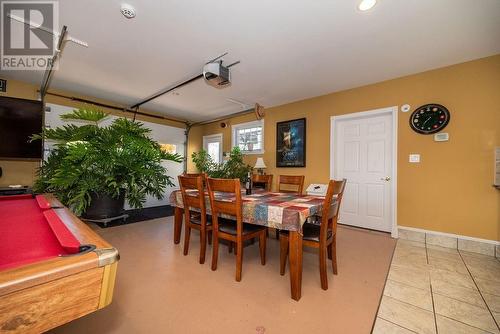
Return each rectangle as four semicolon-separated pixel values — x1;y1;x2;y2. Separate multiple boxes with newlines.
276;118;306;167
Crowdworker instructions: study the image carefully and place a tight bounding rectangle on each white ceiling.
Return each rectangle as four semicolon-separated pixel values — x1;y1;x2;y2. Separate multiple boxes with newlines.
2;0;500;122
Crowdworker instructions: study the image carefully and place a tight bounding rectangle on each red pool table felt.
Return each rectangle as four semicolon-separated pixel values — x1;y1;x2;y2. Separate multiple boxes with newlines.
0;194;81;270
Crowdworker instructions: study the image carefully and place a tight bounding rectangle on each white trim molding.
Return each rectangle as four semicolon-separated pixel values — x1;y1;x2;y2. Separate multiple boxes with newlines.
203;133;223;163
398;225;500;258
330;106;398;238
231;119;265;155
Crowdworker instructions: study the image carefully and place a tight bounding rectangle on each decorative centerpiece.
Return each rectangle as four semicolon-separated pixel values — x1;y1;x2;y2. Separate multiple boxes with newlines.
191;146;252;182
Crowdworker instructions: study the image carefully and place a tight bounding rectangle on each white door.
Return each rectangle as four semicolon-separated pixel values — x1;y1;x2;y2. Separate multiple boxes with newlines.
203;134;223;164
332;110;394;232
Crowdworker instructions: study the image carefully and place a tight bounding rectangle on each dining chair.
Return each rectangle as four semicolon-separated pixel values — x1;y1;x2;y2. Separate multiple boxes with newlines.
207;178;267;282
279;179;347;290
252;174;273;191
183;172;207;185
178;175;212;264
182;172;209;224
277;175;305;194
274;175;306;239
252;174;275;238
183;172;207;178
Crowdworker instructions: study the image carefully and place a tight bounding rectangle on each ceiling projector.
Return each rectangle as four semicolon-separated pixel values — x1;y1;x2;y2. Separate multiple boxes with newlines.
203;62;231;88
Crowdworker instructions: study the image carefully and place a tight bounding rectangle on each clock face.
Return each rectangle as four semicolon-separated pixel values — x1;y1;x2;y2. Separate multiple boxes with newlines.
409;104;450;134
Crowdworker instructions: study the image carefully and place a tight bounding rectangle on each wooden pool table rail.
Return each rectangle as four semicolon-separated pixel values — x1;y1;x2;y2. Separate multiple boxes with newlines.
0;194;119;333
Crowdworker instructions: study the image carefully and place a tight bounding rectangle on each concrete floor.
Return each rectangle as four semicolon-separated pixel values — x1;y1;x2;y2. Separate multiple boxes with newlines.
50;217;396;334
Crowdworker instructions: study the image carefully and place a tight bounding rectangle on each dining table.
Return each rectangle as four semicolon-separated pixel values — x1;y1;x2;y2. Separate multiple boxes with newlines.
169;189;326;301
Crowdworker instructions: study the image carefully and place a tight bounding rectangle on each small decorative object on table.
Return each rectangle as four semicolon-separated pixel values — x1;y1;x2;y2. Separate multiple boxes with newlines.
305;183;328;197
245;171;253;195
254;157;267;175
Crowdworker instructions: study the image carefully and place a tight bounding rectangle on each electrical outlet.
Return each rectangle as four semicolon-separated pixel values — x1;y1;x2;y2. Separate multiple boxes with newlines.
409;154;420;163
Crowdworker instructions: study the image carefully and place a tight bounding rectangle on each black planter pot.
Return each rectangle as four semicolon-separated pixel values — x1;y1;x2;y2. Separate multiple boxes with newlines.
82;192;125;220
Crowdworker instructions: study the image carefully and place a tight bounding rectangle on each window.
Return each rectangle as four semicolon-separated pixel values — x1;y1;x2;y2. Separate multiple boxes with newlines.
232;120;264;154
203;134;223;163
207;142;220;163
159;143;177;154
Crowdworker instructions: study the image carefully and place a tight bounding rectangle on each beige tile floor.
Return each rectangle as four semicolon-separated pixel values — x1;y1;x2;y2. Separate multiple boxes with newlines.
373;239;500;334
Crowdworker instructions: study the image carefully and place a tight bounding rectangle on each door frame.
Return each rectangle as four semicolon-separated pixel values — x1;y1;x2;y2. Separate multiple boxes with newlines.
330;106;398;238
203;133;223;163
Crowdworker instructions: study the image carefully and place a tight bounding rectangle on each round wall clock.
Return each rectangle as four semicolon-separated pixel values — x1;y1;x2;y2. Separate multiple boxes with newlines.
409;104;450;134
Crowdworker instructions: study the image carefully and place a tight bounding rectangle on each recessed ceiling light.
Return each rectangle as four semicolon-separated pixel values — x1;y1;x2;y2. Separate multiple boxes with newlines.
358;0;377;11
121;4;136;19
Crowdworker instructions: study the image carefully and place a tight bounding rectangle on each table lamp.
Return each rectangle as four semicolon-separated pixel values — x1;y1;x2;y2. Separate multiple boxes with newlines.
254;158;267;175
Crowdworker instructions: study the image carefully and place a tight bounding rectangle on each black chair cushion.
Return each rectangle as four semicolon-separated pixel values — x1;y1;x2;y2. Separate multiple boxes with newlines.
189;212;212;225
218;219;266;235
280;223;332;242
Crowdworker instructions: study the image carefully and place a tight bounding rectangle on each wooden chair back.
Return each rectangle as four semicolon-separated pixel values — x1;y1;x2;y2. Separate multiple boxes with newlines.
183;172;207;185
319;179;347;242
183;172;207;178
206;178;242;221
178;175;206;214
278;175;305;194
252;174;273;191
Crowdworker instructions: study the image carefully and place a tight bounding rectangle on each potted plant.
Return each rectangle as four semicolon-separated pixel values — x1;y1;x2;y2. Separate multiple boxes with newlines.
32;107;183;218
191;146;252;182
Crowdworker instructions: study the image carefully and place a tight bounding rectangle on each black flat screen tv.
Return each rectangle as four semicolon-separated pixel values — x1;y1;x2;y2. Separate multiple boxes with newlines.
0;96;43;160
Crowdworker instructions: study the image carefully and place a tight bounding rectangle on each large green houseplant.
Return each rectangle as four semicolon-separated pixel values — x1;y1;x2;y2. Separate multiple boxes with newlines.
32;107;182;217
191;146;252;182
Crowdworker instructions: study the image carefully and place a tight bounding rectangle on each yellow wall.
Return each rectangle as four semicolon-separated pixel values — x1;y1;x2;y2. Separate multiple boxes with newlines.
190;55;500;241
0;78;186;186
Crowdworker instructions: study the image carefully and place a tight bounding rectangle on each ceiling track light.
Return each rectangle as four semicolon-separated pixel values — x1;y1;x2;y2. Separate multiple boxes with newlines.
358;0;377;11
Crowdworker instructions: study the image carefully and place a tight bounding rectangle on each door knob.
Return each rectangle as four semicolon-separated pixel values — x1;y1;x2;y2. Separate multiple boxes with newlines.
380;176;391;181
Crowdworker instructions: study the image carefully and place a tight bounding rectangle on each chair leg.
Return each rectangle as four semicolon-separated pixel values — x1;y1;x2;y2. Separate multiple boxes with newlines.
259;232;266;265
211;231;219;271
319;247;328;290
279;235;288;275
327;243;332;260
183;224;191;256
331;235;338;275
199;228;206;264
235;241;243;282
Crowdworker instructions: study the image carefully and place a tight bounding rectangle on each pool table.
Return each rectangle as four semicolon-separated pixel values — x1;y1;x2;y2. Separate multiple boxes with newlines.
0;194;119;333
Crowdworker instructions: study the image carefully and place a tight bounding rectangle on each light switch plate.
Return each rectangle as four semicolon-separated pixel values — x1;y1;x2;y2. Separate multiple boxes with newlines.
409;154;420;163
